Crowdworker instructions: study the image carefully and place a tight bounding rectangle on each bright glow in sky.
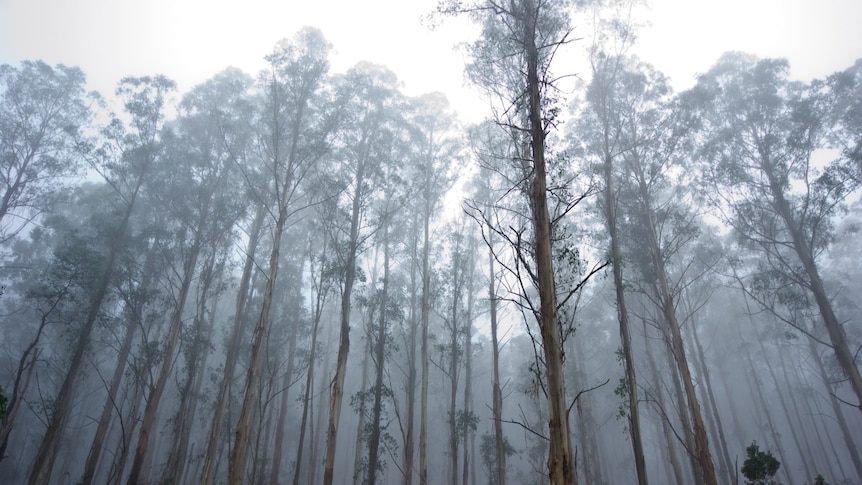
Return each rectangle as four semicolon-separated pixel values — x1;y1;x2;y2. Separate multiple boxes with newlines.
1;0;861;121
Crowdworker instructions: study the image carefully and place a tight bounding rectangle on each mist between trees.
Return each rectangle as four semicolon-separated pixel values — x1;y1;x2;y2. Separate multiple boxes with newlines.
1;1;861;485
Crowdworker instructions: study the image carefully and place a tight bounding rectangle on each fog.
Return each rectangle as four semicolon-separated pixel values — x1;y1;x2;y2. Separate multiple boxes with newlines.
1;2;861;485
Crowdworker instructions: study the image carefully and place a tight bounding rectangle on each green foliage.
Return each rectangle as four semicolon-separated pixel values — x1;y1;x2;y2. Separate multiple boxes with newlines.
741;441;781;485
813;474;830;485
480;433;516;485
450;409;479;438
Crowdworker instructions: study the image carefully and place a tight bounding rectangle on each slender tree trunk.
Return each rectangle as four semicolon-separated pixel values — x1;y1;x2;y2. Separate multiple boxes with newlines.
662;324;699;484
602;148;647;485
643;318;684;485
635;167;715;485
366;221;391;485
311;319;336;485
126;230;204;485
809;336;862;482
736;322;794;485
0;297;56;464
228;207;288;485
79;249;156;485
687;316;733;484
402;217;420;485
763;158;862;411
418;193;431;485
462;240;475;485
755;336;814;479
523;2;574;482
488;230;506;485
28;180;145;485
163;251;221;484
323;156;366;485
293;239;328;485
447;241;462;485
271;317;299;484
200;204;265;484
108;372;144;485
353;337;371;485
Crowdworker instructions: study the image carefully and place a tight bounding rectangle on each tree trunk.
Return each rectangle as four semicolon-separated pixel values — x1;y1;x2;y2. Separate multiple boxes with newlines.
126;230;204;485
79;244;157;485
488;230;506;485
0;297;54;465
462;238;475;485
755;335;815;479
419;191;431;485
447;241;462;485
643;317;684;485
402;216;420;485
602;148;647;485
764;157;862;411
228;207;288;485
366;221;391;485
163;251;221;484
271;316;299;484
523;2;575;482
635;167;716;485
293;238;328;485
353;337;371;485
28;180;145;485
200;203;265;485
809;335;862;482
736;321;794;485
323;155;366;485
687;315;733;484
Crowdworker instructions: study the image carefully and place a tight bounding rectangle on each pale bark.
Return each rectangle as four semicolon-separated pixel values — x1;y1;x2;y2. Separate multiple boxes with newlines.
523;3;575;481
366;221;391;485
602;148;647;485
643;318;683;485
809;336;862;482
292;239;328;485
687;317;733;484
761;156;862;412
401;216;420;485
488;231;506;485
227;207;288;485
199;203;265;485
418;193;431;485
462;238;475;485
126;228;204;485
162;251;221;484
270;317;299;484
323;154;366;485
28;177;146;485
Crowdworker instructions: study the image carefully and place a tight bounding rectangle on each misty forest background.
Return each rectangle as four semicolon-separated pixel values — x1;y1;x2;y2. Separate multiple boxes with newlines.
1;1;862;485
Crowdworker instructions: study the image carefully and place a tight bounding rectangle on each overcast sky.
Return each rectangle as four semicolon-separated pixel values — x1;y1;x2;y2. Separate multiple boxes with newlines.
1;0;860;122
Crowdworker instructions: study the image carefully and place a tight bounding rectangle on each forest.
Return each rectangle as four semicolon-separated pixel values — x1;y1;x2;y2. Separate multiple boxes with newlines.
1;1;861;485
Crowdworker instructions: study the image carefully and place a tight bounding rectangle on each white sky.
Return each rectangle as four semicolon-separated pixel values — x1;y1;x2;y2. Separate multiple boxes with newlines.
1;0;861;122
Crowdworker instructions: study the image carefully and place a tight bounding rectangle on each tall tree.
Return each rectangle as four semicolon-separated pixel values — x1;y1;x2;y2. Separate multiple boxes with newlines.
440;0;580;481
688;53;862;411
27;75;175;485
576;50;648;485
0;61;90;240
407;92;458;485
228;27;334;485
322;62;401;485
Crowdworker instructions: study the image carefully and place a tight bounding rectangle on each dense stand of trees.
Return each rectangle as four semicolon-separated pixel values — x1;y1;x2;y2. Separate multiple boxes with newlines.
1;3;862;485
